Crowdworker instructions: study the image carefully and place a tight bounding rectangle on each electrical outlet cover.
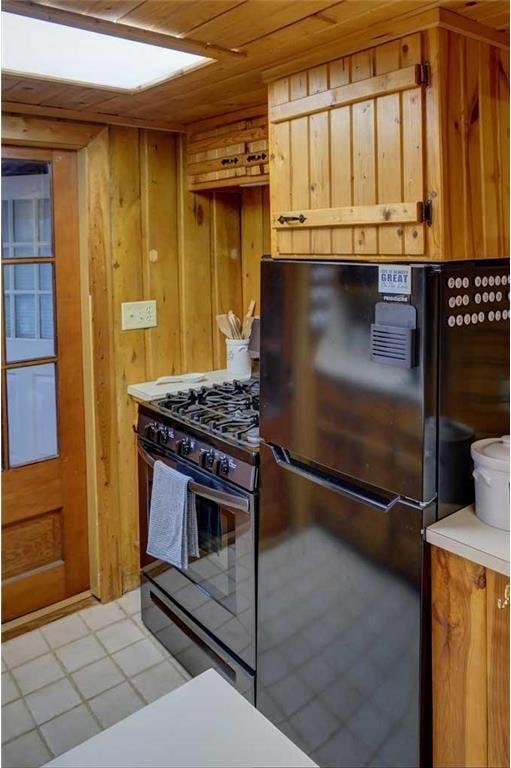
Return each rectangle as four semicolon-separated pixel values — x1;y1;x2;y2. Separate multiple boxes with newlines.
121;300;157;330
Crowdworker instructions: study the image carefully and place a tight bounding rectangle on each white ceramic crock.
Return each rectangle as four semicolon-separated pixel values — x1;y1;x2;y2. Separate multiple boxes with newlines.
471;435;510;530
226;338;251;378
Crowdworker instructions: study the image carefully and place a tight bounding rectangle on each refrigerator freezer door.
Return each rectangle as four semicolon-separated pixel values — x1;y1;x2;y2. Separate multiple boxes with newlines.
256;443;428;768
260;260;436;501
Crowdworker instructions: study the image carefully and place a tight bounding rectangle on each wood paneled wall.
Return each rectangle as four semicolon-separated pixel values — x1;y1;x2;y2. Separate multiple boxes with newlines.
241;186;271;310
84;127;269;599
438;28;510;261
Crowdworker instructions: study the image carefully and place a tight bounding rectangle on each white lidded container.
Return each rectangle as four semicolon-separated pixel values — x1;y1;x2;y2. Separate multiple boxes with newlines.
471;435;510;530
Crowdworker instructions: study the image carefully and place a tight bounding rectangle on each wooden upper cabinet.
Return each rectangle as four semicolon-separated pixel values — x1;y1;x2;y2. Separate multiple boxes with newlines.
187;112;269;192
268;19;510;261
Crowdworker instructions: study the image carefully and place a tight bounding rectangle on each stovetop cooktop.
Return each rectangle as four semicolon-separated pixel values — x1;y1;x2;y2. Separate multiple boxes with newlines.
150;378;260;448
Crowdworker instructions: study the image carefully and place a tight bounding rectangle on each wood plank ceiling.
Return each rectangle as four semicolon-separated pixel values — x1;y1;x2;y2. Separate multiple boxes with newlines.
2;0;509;128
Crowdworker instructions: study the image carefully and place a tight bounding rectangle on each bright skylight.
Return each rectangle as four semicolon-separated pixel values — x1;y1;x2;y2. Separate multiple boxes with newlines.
1;12;212;91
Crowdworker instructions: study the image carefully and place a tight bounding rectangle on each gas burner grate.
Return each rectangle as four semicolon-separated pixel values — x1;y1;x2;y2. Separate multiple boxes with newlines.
152;378;260;448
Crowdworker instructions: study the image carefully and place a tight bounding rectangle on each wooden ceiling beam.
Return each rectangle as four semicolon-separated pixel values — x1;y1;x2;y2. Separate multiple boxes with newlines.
2;0;246;61
2;102;185;134
1;113;103;148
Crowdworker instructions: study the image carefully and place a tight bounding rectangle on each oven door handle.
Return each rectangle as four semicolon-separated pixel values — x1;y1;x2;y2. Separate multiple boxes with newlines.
137;443;250;514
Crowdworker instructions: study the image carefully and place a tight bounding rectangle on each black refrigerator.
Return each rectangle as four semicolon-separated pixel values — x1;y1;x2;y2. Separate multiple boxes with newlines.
256;258;509;768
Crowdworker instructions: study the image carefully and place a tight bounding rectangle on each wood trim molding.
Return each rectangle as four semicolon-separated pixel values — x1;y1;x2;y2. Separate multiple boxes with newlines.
2;113;103;149
83;128;123;602
273;202;424;229
2;103;185;134
77;149;100;599
2;590;94;640
1;145;53;160
2;0;245;62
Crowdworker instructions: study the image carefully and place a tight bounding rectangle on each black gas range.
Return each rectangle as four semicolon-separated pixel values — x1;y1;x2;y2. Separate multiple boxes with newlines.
138;378;260;491
137;377;259;701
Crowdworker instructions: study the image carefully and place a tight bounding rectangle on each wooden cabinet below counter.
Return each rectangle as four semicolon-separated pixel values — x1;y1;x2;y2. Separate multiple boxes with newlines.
431;545;509;768
268;11;509;261
187;111;269;192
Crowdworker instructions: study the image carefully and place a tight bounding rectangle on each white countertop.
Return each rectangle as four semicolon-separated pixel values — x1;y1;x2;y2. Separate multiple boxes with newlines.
128;369;248;402
426;505;510;576
44;670;317;768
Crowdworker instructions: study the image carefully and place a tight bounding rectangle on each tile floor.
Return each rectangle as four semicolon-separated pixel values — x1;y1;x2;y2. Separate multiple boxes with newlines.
1;588;190;768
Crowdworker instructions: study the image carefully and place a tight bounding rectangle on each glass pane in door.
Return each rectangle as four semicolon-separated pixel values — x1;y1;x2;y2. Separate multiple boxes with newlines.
12;199;34;243
2;156;58;469
3;264;56;362
6;363;58;466
1;159;52;259
1;200;8;258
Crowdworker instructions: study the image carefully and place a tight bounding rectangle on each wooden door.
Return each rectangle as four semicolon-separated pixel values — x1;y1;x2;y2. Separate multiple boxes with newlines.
1;147;89;622
269;33;427;259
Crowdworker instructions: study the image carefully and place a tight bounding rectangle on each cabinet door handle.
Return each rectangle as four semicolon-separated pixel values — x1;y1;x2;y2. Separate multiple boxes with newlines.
497;584;510;610
221;157;239;166
247;152;267;162
277;214;307;224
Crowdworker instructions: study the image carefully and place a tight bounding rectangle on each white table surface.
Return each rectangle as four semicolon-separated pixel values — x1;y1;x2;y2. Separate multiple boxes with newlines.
426;505;510;576
43;670;317;768
127;369;249;402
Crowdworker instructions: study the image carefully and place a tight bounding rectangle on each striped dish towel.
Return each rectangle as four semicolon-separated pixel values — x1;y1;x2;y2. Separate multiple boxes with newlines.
147;461;199;569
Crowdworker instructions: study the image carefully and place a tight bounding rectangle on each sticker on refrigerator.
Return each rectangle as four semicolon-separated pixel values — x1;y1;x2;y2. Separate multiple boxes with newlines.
378;265;412;295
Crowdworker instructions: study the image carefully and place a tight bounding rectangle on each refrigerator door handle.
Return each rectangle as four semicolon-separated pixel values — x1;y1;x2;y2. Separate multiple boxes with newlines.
268;444;402;513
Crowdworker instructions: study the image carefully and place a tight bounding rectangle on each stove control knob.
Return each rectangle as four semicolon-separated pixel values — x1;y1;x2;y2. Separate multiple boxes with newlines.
157;427;172;446
218;456;230;476
144;422;159;439
200;448;216;469
178;437;192;456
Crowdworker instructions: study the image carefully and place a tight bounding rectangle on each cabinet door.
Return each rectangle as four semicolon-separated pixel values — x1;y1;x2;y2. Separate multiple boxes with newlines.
431;547;510;768
269;34;427;258
486;569;510;768
431;546;488;768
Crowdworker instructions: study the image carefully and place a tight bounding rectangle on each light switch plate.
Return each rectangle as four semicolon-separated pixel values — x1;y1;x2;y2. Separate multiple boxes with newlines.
121;300;157;330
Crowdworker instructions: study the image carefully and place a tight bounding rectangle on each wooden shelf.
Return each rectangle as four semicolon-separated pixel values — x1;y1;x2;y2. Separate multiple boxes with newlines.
189;174;269;192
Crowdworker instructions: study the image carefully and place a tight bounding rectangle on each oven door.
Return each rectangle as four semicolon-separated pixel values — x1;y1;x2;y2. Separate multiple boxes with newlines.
138;439;256;670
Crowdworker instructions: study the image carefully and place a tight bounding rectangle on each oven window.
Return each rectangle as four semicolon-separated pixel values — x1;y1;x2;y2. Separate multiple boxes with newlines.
188;498;236;602
146;470;249;610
